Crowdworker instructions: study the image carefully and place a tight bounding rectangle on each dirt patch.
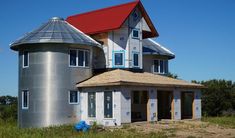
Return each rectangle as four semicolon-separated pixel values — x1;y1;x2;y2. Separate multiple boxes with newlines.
121;120;235;138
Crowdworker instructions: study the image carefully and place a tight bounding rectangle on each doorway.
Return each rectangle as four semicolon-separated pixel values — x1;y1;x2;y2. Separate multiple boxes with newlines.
181;92;194;119
157;91;173;120
131;91;148;122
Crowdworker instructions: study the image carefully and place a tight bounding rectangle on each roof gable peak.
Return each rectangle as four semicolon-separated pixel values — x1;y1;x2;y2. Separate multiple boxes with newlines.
67;1;158;38
69;1;139;18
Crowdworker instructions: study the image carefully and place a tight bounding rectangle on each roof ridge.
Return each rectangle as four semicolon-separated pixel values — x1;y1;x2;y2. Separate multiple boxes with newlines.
67;1;139;18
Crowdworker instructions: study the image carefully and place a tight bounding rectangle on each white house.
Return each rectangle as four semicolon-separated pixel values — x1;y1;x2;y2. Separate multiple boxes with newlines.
11;1;204;128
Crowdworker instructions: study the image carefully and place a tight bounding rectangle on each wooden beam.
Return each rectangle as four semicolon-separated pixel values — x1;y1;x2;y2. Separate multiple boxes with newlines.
171;92;174;120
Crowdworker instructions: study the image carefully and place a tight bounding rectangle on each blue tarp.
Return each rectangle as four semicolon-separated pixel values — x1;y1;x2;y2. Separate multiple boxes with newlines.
74;121;90;132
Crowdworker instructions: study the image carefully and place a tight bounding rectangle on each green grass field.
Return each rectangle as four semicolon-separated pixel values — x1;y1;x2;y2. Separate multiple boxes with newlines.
202;116;235;128
1;116;235;138
0;119;166;138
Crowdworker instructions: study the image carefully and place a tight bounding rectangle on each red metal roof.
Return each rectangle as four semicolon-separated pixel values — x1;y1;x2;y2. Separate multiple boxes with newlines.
66;1;158;38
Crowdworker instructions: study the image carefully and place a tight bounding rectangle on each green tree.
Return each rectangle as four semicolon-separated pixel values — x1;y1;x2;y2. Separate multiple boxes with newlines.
0;96;17;121
195;79;235;116
166;72;178;79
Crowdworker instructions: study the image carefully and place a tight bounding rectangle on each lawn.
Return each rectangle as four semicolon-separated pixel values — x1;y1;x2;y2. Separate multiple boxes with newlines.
0;119;166;138
1;117;235;138
202;116;235;128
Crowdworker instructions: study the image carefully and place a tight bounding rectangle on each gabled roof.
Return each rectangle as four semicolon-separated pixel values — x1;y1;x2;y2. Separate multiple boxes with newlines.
77;69;204;89
66;1;158;38
10;17;101;51
143;38;175;59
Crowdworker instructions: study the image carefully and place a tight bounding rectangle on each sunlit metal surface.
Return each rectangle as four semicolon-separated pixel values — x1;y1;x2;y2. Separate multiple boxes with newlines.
18;44;93;128
143;38;175;59
10;17;101;50
10;17;100;128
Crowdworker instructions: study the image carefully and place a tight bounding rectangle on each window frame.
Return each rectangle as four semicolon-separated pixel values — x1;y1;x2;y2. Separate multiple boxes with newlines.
104;91;113;119
113;50;125;68
22;51;29;68
69;49;89;68
132;29;140;39
132;52;139;68
22;90;29;110
68;91;79;104
69;49;78;67
153;59;167;74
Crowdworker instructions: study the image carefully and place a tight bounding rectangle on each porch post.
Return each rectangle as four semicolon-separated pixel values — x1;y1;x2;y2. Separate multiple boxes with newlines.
173;89;181;120
193;90;202;119
148;88;157;122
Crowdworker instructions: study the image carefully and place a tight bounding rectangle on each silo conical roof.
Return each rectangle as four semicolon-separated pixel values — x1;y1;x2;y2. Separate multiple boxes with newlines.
10;17;101;51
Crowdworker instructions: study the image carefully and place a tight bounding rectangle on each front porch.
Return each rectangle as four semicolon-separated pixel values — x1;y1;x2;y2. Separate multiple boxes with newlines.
79;86;202;126
77;69;203;126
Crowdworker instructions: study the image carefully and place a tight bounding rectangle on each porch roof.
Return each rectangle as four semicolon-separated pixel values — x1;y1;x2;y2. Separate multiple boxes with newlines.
77;69;204;89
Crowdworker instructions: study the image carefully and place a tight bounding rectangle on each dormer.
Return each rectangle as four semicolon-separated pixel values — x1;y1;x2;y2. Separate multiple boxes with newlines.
67;1;158;69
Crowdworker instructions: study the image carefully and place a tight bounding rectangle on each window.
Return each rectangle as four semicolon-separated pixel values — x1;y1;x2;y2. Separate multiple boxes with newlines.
69;91;79;104
133;53;139;67
114;52;124;66
160;60;164;73
104;91;113;118
22;90;29;109
78;50;84;66
23;51;29;68
153;60;159;73
132;29;139;39
85;51;89;67
69;50;77;66
153;59;168;74
132;11;139;22
88;92;96;117
69;49;89;67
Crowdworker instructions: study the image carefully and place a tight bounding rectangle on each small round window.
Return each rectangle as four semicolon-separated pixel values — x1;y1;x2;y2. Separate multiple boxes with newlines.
132;11;138;22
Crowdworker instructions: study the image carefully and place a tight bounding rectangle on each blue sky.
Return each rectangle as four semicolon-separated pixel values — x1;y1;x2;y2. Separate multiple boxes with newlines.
0;0;235;96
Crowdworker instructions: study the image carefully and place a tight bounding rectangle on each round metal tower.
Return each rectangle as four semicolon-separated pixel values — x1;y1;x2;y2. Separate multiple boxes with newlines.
10;17;101;128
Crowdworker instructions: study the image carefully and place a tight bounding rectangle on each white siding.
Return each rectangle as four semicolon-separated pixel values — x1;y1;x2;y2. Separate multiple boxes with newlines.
173;89;181;120
148;89;157;121
121;88;131;123
194;90;202;119
106;7;146;69
80;91;121;126
112;91;121;125
96;92;104;125
80;92;88;121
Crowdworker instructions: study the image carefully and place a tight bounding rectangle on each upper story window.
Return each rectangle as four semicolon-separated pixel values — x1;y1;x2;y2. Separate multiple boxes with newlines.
69;49;89;67
113;51;124;67
22;90;29;109
68;91;79;104
132;29;140;39
23;51;29;68
133;53;139;67
153;59;168;74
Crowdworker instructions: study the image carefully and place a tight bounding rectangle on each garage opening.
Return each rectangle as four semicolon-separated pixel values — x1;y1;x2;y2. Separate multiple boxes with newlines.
157;91;173;120
131;91;148;122
181;92;194;119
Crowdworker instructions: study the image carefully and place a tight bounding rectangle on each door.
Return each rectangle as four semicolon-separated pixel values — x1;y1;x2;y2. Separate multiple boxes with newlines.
181;92;194;119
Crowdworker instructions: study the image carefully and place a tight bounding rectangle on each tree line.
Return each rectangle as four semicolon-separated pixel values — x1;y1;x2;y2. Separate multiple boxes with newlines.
0;96;17;121
192;79;235;116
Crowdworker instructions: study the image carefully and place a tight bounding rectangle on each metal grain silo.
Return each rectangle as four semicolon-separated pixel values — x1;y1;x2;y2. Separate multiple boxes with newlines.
10;17;101;128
